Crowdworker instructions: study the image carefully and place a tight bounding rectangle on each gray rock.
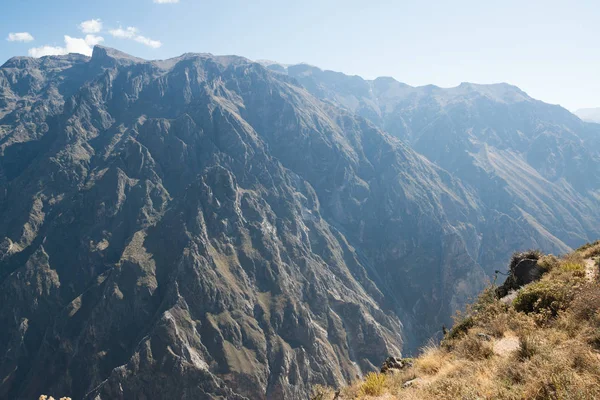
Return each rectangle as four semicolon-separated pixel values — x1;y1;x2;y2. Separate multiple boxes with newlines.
402;378;422;388
496;251;547;297
380;356;413;373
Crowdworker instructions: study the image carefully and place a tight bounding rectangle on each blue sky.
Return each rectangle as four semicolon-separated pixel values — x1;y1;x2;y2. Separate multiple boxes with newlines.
1;0;598;110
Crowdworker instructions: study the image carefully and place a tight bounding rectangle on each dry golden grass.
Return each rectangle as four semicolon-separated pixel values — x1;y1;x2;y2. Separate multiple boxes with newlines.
578;241;600;259
314;245;600;400
415;345;451;375
360;372;387;396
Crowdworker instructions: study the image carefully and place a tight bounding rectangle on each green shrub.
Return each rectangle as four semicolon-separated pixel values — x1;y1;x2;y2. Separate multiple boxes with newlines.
513;280;572;316
447;315;474;340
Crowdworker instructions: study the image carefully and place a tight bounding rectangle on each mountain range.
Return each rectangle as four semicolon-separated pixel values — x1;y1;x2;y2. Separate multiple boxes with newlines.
268;63;600;271
0;46;598;399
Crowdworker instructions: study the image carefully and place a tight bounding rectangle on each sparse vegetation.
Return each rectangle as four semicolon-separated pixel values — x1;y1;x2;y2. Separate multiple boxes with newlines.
513;279;572;316
578;240;600;258
446;314;473;340
360;372;387;396
560;261;586;277
536;254;560;272
315;245;600;399
517;335;541;360
310;384;335;400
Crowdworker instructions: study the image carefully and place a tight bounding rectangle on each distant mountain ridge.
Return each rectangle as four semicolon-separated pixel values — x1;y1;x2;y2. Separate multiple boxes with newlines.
264;61;600;274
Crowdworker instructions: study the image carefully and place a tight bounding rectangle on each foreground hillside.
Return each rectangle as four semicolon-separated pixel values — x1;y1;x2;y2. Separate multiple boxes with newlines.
318;242;600;399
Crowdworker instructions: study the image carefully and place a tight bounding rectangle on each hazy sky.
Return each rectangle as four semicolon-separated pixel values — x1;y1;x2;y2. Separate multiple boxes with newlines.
1;0;598;110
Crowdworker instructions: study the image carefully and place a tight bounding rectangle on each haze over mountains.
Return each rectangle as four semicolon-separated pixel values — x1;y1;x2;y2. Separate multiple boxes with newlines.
268;62;600;272
0;46;598;399
575;107;600;124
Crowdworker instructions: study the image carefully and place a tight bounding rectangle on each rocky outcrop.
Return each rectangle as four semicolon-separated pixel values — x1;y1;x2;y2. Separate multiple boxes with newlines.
380;357;413;374
496;251;547;298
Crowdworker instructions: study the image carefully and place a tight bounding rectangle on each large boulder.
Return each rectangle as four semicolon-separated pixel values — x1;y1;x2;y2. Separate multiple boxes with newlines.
380;356;413;374
496;250;546;298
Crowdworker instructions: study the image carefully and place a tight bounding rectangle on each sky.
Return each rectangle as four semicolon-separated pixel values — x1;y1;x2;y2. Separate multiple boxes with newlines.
1;0;598;111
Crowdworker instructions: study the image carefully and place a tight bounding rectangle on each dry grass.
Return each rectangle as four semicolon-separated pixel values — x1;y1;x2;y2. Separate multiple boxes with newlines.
415;345;451;375
319;245;600;399
578;241;600;259
360;373;387;396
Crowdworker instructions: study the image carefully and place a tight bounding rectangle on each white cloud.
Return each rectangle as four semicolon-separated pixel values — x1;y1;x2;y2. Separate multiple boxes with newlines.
28;45;67;57
26;18;161;57
133;35;161;48
79;19;103;34
109;26;162;48
109;27;138;39
85;34;104;46
28;34;104;58
154;0;179;3
7;32;35;42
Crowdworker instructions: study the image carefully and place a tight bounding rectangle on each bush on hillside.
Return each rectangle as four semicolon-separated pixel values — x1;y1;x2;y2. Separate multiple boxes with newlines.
509;249;543;270
446;315;474;340
513;280;572;317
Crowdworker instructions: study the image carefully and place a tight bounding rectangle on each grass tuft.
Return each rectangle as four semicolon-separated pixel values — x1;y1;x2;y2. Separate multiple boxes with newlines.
360;372;387;396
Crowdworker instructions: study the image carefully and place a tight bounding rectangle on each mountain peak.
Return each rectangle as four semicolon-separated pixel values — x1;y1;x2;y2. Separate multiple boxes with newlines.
1;52;89;69
449;81;532;103
91;45;146;65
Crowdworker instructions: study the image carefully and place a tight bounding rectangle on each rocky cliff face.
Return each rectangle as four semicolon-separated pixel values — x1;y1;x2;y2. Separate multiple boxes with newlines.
0;47;492;399
277;64;600;274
